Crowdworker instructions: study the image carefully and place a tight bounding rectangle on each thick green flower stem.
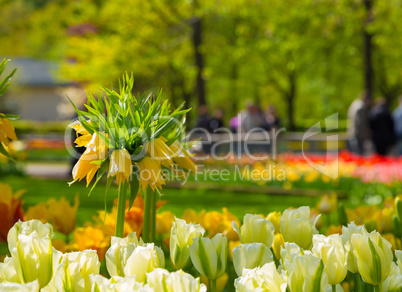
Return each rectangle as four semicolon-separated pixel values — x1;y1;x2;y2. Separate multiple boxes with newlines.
354;273;362;292
332;285;336;292
115;182;127;238
210;279;217;292
143;187;156;242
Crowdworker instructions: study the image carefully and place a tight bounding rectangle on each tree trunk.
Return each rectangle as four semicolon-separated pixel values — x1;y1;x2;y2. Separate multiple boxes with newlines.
192;16;207;107
286;72;296;131
363;0;374;99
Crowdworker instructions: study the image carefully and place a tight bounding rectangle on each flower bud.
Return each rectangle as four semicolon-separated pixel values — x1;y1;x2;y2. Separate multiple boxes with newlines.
7;220;55;288
340;222;368;273
232;214;275;247
351;231;393;285
106;232;164;282
287;254;328;292
170;218;205;269
190;234;227;280
232;243;273;276
312;234;348;285
280;207;319;250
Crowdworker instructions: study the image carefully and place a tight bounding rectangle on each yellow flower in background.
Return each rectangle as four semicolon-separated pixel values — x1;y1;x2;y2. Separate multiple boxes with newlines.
169;140;197;172
137;156;166;191
202;208;240;241
317;193;338;214
381;233;401;252
0;183;24;242
156;211;174;235
326;225;343;236
0;116;17;147
346;205;378;226
71;133;108;186
108;148;132;186
373;207;395;233
182;209;205;224
25;202;50;223
267;211;281;234
47;195;79;235
72;225;112;262
200;273;228;292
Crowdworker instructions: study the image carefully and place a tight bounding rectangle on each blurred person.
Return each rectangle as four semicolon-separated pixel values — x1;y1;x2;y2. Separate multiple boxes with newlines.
230;115;240;133
195;105;212;132
392;96;402;155
239;100;265;133
369;98;395;156
264;105;280;131
209;108;224;132
347;92;372;155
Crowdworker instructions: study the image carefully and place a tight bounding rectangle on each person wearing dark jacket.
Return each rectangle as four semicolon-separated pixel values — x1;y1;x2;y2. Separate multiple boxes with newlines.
369;98;395;155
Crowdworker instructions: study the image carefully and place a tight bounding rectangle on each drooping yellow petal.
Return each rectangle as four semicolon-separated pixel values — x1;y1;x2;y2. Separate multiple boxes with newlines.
137;156;165;191
108;149;132;186
145;137;174;167
0;118;17;141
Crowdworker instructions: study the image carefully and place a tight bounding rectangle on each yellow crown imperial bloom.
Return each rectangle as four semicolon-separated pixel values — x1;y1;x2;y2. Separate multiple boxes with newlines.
145;137;174;168
0;117;17;146
169;140;197;172
69;120;92;147
108;149;133;186
71;133;108;186
137;156;166;191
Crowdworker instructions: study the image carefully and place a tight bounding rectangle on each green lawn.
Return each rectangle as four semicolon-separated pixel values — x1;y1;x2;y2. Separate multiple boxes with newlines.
1;176;321;226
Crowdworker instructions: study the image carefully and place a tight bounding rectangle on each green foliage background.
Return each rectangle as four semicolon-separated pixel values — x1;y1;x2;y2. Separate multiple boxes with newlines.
1;0;401;128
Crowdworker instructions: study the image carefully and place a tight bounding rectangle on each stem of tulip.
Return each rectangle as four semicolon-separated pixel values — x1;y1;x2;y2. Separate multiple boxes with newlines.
354;273;362;292
332;285;336;292
373;285;380;292
212;279;217;292
115;182;127;237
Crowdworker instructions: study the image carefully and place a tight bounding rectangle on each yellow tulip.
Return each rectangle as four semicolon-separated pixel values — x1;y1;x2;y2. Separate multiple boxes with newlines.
25;202;50;224
351;231;393;285
156;211;174;235
373;207;395;234
72;225;112;262
108;149;132;186
312;234;348;285
47;195;79;235
267;211;281;234
272;233;285;261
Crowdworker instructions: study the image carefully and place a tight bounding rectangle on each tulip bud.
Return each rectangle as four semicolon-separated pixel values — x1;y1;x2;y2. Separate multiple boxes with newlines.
146;268;207;292
50;250;100;292
7;220;55;288
190;234;228;280
170;218;205;269
396;197;402;221
232;243;273;277
351;231;393;285
272;233;285;262
266;211;281;234
287;254;328;292
312;234;348;285
234;262;287;292
106;232;164;282
90;275;143;292
280;207;319;249
0;280;39;292
340;222;368;273
232;214;275;247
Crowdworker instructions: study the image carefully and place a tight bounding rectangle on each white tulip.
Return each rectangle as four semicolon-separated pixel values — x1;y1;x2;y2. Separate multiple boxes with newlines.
232;243;273;276
232;214;275;247
340;222;368;273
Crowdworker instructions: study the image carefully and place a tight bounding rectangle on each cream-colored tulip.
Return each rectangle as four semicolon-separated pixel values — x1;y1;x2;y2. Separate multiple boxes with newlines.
312;234;348;285
232;243;273;276
90;275;143;292
280;242;304;272
190;234;227;280
232;214;275;247
170;217;205;269
234;262;286;292
351;231;393;285
340;222;368;273
7;220;55;288
280;207;319;249
287;254;328;292
48;250;100;292
0;280;39;292
146;268;207;292
383;262;402;292
0;256;19;283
